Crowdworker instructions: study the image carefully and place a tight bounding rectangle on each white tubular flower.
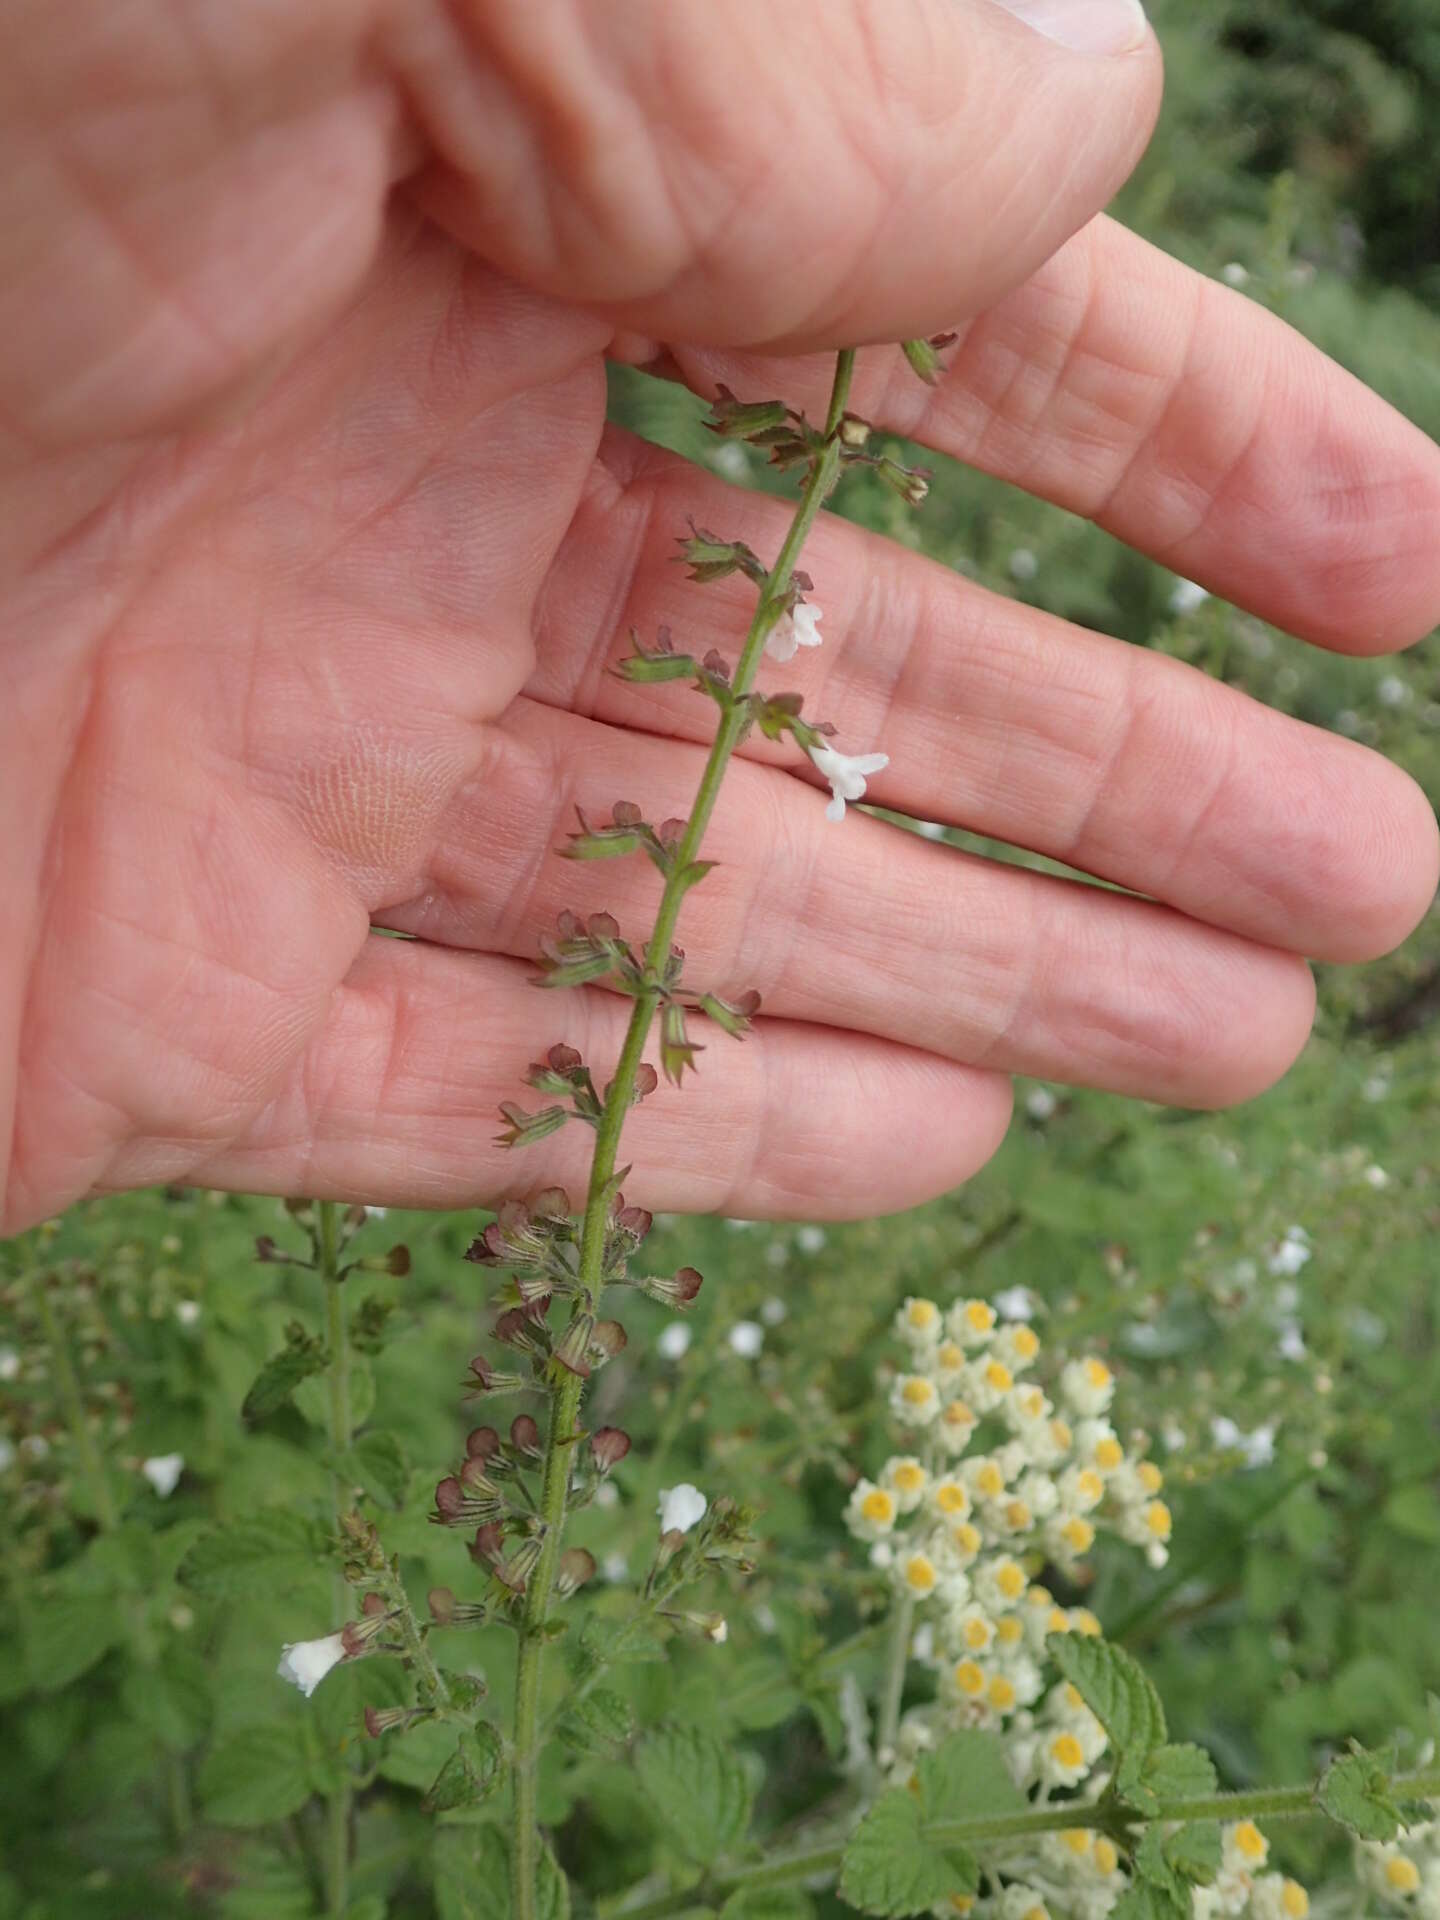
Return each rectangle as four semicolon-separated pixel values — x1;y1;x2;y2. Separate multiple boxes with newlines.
765;600;823;664
277;1630;349;1698
993;1323;1041;1373
1267;1225;1311;1276
1001;1886;1051;1920
1057;1464;1106;1514
948;1298;999;1347
1015;1468;1060;1519
846;1479;899;1540
952;1603;997;1656
1252;1876;1311;1920
657;1483;707;1534
895;1296;943;1348
657;1323;692;1361
935;1397;979;1455
1039;1727;1092;1789
0;1346;21;1381
809;742;889;822
1060;1357;1115;1417
893;1547;940;1601
881;1455;930;1513
727;1320;764;1358
974;1555;1029;1613
141;1454;185;1498
1074;1420;1125;1472
890;1373;941;1427
1222;1822;1270;1877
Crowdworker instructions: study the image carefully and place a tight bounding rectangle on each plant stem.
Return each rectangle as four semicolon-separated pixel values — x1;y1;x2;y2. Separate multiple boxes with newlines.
875;1593;913;1764
509;349;857;1920
317;1200;352;1920
35;1276;118;1531
608;1767;1440;1920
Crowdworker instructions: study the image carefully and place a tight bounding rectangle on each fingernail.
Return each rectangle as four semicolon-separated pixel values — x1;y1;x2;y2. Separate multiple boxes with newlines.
989;0;1148;55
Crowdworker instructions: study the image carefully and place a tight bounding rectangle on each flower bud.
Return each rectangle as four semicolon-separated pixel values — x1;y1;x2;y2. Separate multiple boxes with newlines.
494;1537;543;1594
494;1101;570;1149
900;333;957;386
838;413;872;449
469;1522;506;1567
428;1586;457;1625
385;1245;411;1277
509;1415;542;1459
555;1548;597;1598
466;1426;501;1462
661;1002;703;1087
591;1427;632;1472
644;1267;704;1310
705;385;791;441
551;1313;596;1379
590;1320;627;1362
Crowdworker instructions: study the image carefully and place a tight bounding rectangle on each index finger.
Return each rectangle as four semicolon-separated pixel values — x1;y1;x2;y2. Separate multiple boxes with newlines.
672;217;1440;653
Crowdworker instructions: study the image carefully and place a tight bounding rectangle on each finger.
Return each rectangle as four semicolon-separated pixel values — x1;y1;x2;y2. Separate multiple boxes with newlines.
667;217;1440;653
531;430;1440;965
124;938;1013;1220
389;0;1161;348
380;698;1318;1111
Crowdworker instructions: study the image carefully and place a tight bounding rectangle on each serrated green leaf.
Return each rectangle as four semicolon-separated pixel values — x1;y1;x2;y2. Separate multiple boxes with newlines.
839;1792;974;1918
1050;1635;1167;1756
424;1724;504;1813
434;1826;509;1920
342;1429;409;1508
557;1686;634;1753
199;1723;312;1827
119;1647;212;1751
179;1511;327;1597
241;1325;329;1421
571;1614;667;1680
1116;1741;1218;1816
916;1731;1028;1822
22;1594;125;1691
1316;1747;1407;1841
1107;1883;1191;1920
1135;1821;1221;1897
634;1724;754;1865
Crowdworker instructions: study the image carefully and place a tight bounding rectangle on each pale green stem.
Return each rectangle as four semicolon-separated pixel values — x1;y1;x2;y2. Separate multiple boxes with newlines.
875;1594;914;1764
318;1201;352;1920
608;1766;1440;1920
509;351;858;1920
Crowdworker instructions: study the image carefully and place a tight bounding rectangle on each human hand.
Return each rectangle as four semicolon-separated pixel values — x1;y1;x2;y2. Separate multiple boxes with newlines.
3;0;1437;1235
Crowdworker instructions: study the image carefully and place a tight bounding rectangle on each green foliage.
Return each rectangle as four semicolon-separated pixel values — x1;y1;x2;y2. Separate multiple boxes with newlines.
633;1723;755;1864
1315;1746;1409;1841
1050;1636;1167;1757
839;1732;1021;1915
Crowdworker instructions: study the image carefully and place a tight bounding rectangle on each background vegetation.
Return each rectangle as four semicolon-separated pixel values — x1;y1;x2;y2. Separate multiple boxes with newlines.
2;3;1437;1915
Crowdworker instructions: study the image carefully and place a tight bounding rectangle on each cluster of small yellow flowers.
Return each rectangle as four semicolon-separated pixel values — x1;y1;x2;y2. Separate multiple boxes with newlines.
1357;1815;1440;1920
1190;1822;1310;1920
849;1295;1173;1746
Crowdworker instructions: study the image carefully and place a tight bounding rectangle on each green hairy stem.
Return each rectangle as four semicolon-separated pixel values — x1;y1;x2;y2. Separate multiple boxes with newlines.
509;348;858;1920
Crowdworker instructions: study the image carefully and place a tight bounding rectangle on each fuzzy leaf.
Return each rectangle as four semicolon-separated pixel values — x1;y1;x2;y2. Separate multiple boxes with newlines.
917;1730;1027;1822
199;1724;312;1827
424;1723;504;1812
1116;1741;1218;1816
434;1827;509;1920
340;1430;410;1509
179;1510;327;1597
1134;1821;1221;1897
1107;1884;1192;1920
241;1324;329;1421
1050;1634;1167;1756
633;1723;753;1864
557;1686;635;1753
1316;1747;1408;1841
839;1790;975;1917
23;1593;125;1691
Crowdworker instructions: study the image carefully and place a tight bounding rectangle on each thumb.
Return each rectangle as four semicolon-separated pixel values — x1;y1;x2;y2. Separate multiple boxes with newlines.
390;0;1163;349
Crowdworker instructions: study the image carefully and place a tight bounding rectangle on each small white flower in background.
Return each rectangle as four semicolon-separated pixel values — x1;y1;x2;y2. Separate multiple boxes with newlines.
277;1630;349;1698
19;1434;49;1462
765;1240;789;1267
1377;674;1410;708
174;1300;201;1327
1008;547;1039;582
1211;1417;1276;1469
728;1320;764;1358
602;1550;628;1583
1277;1323;1307;1362
657;1482;707;1534
593;1479;619;1510
1024;1086;1057;1121
1334;708;1361;737
1267;1225;1311;1276
0;1345;19;1381
1365;1163;1390;1190
868;1540;894;1570
993;1285;1036;1323
656;1323;692;1362
765;600;823;664
1221;261;1251;287
809;742;889;822
1362;1073;1390;1103
796;1224;827;1254
1169;577;1211;616
142;1453;185;1498
1345;1307;1387;1348
759;1296;788;1326
711;441;749;482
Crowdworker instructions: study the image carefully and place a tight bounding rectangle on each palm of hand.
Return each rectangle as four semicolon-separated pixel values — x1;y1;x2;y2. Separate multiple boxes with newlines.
6;8;1439;1235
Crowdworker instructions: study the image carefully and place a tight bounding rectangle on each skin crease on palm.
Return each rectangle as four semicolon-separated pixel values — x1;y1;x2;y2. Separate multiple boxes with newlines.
3;0;1439;1238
